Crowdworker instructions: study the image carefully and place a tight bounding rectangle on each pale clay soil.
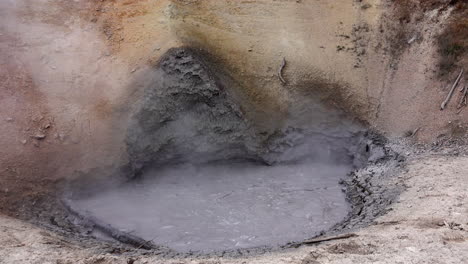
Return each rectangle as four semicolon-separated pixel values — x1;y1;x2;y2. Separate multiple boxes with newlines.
1;154;468;264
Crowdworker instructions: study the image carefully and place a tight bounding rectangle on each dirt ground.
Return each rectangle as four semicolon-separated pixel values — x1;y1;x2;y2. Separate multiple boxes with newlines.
1;0;468;263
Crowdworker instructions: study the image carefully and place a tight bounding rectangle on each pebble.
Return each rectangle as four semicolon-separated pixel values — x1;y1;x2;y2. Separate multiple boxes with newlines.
406;247;417;253
34;133;46;140
5;117;14;122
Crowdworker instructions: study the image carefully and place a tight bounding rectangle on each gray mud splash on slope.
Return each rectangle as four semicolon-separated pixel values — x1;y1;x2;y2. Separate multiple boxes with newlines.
124;47;369;177
124;48;264;177
62;47;404;257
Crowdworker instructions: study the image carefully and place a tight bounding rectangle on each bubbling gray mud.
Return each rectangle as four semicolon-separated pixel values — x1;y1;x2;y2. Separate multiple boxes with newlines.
71;161;351;253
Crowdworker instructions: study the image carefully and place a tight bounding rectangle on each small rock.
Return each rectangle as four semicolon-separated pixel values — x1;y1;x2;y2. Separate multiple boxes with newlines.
5;117;14;122
43;123;51;129
407;35;417;44
71;136;80;144
406;247;417;253
33;133;46;140
368;146;386;162
21;139;27;144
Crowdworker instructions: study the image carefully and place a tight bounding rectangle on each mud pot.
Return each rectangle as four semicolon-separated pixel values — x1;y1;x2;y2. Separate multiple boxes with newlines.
61;48;400;256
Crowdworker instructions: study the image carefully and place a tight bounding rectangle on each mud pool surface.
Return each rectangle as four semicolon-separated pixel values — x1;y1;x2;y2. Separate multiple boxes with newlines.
69;161;351;253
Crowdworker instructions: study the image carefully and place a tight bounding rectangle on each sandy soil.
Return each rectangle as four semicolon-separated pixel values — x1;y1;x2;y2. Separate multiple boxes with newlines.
1;153;468;264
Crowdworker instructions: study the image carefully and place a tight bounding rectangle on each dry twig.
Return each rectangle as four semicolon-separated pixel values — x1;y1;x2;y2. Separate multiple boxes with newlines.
136;235;158;250
301;233;358;245
457;85;468;109
440;69;464;110
278;57;287;85
411;127;421;137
